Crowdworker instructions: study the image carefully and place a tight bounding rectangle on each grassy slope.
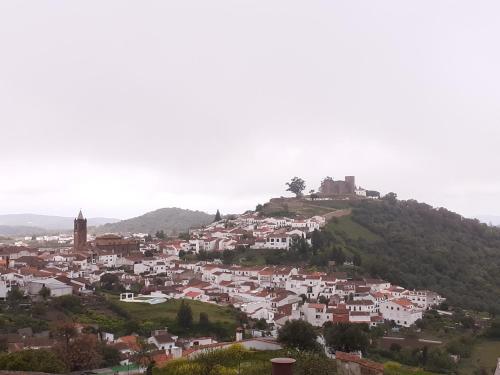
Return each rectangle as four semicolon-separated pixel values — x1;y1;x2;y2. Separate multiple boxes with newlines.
106;295;238;325
261;198;353;217
457;339;500;374
384;362;441;375
326;215;381;243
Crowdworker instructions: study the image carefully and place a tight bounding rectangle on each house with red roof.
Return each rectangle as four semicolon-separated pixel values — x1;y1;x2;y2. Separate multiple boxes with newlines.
379;298;423;327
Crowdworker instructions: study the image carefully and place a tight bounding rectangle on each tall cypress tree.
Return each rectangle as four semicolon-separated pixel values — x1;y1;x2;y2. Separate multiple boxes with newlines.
177;300;193;328
214;209;222;222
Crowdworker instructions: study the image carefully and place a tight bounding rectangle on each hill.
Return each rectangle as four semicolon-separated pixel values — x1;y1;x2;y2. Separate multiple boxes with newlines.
322;198;500;314
0;225;47;236
0;213;119;232
256;197;500;313
95;207;214;235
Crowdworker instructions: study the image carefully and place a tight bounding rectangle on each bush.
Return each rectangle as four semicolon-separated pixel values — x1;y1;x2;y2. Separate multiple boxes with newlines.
51;295;83;314
277;320;320;352
0;349;67;373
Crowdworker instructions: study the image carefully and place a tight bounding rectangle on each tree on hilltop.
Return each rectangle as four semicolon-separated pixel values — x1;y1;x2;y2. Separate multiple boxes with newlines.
383;192;398;203
286;177;306;197
214;209;222;222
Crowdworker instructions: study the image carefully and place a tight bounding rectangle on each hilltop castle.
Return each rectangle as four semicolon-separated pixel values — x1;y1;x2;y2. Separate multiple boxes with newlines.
319;176;356;196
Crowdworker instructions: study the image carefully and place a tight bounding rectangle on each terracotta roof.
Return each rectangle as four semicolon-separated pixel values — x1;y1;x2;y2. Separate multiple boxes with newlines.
335;351;384;371
392;298;415;308
154;334;176;344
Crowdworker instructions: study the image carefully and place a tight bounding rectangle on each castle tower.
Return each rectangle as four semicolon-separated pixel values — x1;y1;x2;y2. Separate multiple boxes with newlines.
74;210;87;251
345;176;356;194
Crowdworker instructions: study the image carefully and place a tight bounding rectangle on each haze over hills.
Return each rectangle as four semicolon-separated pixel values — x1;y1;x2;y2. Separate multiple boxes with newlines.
94;207;215;235
0;214;120;235
475;215;500;226
0;225;48;237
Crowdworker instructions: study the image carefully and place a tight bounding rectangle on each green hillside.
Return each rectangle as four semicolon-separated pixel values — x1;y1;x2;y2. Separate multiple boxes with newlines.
95;207;214;235
325;198;500;313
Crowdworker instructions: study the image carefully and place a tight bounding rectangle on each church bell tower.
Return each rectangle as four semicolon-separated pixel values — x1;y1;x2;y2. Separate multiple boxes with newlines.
74;210;87;251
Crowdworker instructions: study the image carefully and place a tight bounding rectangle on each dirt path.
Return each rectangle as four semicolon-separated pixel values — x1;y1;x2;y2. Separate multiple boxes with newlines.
321;208;352;221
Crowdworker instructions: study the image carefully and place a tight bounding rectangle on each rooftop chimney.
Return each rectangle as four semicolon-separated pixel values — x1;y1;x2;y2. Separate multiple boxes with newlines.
271;358;296;375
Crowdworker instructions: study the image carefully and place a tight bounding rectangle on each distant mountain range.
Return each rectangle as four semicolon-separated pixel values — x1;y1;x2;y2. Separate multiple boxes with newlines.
475;215;500;226
0;225;48;237
94;207;214;235
0;214;120;236
0;208;215;237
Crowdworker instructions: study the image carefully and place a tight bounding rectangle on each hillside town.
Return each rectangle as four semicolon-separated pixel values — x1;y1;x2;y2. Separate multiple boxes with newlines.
0;201;447;369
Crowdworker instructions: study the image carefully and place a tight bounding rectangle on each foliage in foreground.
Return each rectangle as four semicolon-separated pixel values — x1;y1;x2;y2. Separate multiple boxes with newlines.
154;345;337;375
277;319;320;352
0;350;67;373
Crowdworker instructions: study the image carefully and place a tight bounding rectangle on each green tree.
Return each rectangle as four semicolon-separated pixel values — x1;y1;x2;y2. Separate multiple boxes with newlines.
277;320;319;351
178;232;190;240
383;192;398;203
6;287;24;309
100;273;123;292
177;300;193;329
353;253;362;267
323;322;370;354
0;338;7;353
311;229;324;251
318;295;329;305
54;334;102;371
425;347;456;373
51;295;83;314
221;249;234;265
0;349;67;373
214;209;222;222
199;312;210;328
133;339;155;370
98;343;121;367
286;177;306;197
39;286;51;300
156;230;166;239
254;318;268;331
486;318;500;338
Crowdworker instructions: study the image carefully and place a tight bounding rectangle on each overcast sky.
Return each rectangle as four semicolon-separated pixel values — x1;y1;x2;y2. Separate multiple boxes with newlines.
1;1;499;219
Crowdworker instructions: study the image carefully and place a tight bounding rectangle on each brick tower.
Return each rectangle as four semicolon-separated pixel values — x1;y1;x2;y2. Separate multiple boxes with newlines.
74;210;87;251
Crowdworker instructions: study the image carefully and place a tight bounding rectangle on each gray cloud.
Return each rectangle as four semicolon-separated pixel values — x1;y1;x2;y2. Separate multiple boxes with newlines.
1;1;499;218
